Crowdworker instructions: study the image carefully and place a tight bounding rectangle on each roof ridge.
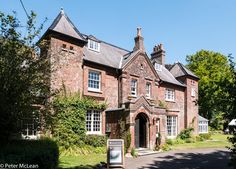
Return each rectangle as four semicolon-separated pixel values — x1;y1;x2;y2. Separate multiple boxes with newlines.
177;62;188;75
63;12;86;41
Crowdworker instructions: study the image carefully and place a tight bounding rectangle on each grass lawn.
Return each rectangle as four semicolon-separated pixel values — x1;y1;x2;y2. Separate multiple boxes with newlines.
59;133;232;168
59;154;106;169
170;133;232;150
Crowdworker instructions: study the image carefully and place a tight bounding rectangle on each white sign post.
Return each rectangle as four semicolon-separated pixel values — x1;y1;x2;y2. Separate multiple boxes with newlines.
107;139;125;169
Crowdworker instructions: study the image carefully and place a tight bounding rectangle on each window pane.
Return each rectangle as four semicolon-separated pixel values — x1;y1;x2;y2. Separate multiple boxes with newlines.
88;71;100;90
131;79;137;96
21;117;38;137
86;110;101;133
167;116;177;136
86;111;92;131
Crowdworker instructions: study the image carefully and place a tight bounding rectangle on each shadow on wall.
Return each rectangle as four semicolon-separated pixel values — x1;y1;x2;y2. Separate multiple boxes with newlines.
137;150;232;169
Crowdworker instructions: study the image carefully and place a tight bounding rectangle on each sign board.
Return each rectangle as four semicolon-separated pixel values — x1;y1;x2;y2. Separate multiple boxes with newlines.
107;139;124;168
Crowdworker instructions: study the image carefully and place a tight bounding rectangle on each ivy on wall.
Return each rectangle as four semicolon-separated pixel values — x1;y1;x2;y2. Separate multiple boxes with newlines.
51;92;107;148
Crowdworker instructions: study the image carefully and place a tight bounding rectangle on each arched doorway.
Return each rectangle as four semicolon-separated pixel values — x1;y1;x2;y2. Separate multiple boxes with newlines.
135;113;148;148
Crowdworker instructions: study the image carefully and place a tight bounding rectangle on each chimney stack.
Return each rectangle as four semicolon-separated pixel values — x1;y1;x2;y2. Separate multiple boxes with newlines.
151;43;165;66
133;27;145;52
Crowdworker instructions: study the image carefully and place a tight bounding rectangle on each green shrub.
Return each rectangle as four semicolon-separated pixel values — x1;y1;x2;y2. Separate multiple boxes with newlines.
51;92;106;148
199;133;212;140
185;137;196;143
84;135;107;147
177;127;194;140
0;139;59;169
174;138;185;144
166;139;174;145
228;132;236;168
131;148;138;157
161;144;171;151
196;136;204;142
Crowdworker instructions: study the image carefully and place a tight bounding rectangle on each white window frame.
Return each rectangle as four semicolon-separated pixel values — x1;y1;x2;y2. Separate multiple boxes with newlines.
86;110;102;135
165;88;175;101
191;88;195;97
131;79;137;96
21;117;39;140
88;39;100;52
199;121;208;133
146;82;151;98
167;116;177;138
88;70;101;92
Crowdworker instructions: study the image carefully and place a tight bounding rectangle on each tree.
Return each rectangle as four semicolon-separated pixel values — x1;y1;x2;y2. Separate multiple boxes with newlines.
0;11;48;141
186;50;235;129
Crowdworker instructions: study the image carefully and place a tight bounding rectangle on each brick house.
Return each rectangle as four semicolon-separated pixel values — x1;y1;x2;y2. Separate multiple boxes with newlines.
38;10;200;149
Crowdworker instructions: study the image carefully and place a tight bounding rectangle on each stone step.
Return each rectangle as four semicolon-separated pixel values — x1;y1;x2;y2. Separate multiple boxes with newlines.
136;148;161;156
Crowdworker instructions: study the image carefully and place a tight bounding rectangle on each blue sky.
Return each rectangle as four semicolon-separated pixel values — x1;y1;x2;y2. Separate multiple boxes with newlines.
1;0;236;64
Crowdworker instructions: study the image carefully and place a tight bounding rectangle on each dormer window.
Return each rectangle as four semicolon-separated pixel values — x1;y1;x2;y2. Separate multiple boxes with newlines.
88;39;100;52
155;63;162;71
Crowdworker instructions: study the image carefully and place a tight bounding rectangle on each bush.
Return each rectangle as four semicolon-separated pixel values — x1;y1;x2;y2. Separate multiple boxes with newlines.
174;138;185;144
161;144;171;151
0;139;59;169
166;139;174;145
185;137;196;143
52;92;106;148
196;136;204;142
228;132;236;168
199;133;212;140
177;127;194;140
84;135;107;147
131;148;138;157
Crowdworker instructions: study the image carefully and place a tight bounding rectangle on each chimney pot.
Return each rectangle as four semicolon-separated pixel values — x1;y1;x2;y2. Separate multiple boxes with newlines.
137;27;142;37
133;27;145;52
151;43;165;66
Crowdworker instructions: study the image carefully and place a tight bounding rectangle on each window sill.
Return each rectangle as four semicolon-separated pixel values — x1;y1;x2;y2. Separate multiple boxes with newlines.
69;50;75;54
88;89;102;94
86;132;102;135
88;47;100;53
165;99;175;103
128;95;137;100
61;48;68;52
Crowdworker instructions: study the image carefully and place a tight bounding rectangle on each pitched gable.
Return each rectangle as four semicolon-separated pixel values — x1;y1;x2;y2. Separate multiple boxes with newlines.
170;62;199;80
122;50;159;80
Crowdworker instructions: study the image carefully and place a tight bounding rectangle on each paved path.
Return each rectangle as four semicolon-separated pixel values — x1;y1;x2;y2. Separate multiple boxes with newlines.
125;148;232;169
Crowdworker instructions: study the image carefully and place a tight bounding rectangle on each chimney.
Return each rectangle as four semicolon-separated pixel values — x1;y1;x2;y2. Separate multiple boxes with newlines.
151;43;165;66
133;27;145;52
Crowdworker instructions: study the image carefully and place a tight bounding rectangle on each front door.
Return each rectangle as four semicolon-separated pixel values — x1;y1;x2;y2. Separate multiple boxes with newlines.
135;113;147;148
135;119;140;148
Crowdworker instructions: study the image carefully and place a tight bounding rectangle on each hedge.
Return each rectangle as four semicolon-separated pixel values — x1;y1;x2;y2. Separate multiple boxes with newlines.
0;139;59;169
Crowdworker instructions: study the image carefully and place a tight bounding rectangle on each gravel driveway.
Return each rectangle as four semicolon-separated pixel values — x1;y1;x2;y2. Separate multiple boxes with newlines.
125;148;232;169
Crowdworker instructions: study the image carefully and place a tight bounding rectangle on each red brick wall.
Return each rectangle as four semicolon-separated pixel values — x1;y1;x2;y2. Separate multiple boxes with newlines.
157;83;185;134
121;52;158;104
49;37;84;93
83;62;119;108
185;78;199;134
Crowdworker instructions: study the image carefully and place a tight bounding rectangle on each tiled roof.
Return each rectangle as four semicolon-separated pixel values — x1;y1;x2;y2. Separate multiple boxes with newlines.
170;62;199;80
48;9;86;41
83;34;130;69
43;10;195;85
121;50;140;68
155;65;185;87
